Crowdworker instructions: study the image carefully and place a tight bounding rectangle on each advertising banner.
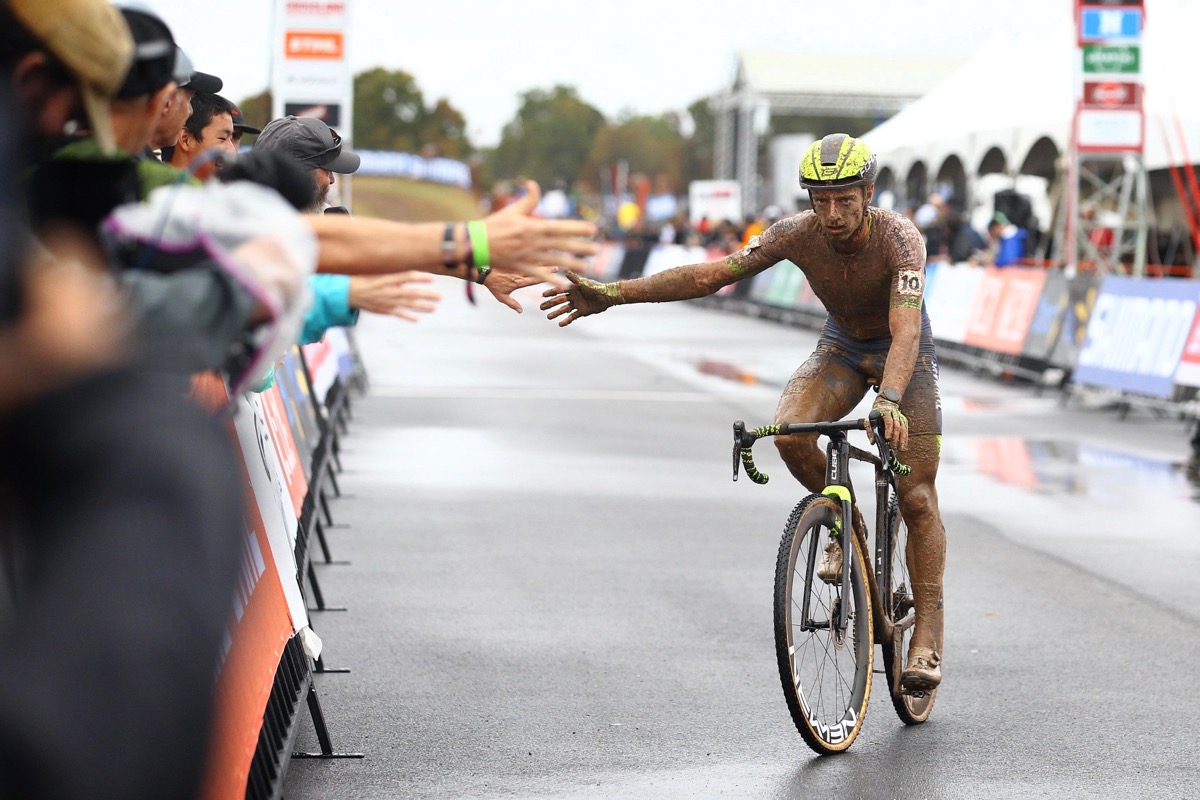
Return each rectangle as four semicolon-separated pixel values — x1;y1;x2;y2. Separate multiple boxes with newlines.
1022;269;1069;360
1171;305;1200;388
764;262;804;307
747;263;782;303
233;394;309;629
301;338;337;405
923;264;985;344
1074;276;1200;396
963;268;1048;354
194;379;301;800
1049;273;1099;368
278;349;324;467
271;0;353;130
1081;43;1140;74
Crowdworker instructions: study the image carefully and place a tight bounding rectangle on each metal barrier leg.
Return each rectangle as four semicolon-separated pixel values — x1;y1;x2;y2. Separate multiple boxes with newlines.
305;562;346;612
292;682;364;759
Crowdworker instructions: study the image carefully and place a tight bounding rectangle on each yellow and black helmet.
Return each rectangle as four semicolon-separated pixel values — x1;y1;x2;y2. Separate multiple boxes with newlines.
798;133;878;190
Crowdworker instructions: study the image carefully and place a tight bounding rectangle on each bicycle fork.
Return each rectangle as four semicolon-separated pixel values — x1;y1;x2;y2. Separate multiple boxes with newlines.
822;432;855;637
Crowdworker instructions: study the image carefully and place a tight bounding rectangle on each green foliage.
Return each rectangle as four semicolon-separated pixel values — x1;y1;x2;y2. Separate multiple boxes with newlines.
584;113;686;193
353;67;471;156
236;90;272;130
682;97;716;187
488;85;605;188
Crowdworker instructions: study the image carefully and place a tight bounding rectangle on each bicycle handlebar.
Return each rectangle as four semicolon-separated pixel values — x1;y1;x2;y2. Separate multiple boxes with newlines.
732;411;911;484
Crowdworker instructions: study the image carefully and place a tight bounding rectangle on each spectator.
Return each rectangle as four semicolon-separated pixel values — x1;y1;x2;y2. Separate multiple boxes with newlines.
1;3;245;799
255;115;359;214
253;115;440;341
948;207;986;264
229;100;260;147
147;44;221;153
161;91;236;180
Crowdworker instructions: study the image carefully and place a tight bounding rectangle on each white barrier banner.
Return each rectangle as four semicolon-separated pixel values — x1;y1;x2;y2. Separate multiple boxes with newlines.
923;264;985;344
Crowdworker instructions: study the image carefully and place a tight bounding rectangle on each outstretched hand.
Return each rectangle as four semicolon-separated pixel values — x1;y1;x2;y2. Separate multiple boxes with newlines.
484;181;597;288
483;270;550;313
539;270;623;327
348;272;441;322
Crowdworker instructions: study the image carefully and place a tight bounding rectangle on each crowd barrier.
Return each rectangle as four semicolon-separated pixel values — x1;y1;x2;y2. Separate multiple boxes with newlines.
195;327;369;800
585;241;1200;419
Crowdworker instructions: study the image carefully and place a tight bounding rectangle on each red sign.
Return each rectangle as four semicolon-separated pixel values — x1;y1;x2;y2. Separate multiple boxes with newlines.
1083;81;1141;108
285;30;344;59
1173;306;1200;388
963;268;1049;354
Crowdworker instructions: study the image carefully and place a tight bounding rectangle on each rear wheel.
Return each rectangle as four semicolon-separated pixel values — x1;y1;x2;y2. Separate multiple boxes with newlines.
773;494;873;754
879;493;938;724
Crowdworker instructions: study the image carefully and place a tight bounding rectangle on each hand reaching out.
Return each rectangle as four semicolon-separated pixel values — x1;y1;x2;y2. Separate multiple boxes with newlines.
539;270;624;327
482;270;552;313
483;181;597;288
348;271;441;322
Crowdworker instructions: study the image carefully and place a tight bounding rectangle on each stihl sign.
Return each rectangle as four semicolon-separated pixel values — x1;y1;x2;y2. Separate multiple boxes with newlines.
1083;81;1141;108
285;31;344;59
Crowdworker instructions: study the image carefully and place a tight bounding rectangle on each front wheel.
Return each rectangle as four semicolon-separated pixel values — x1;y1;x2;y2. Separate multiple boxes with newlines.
879;493;938;724
773;494;873;754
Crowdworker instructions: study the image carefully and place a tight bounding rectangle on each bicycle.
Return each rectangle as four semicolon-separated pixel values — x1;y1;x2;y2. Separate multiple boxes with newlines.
731;411;938;755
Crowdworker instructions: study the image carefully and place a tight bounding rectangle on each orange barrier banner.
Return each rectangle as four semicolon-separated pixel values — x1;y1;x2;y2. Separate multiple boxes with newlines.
261;384;309;520
963;267;1048;354
193;380;300;800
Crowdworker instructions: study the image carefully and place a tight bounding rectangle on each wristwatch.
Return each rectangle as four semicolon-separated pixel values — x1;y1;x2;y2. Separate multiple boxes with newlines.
880;388;902;404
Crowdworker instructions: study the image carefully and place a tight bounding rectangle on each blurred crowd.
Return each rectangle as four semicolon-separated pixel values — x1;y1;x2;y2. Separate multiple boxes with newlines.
0;1;596;797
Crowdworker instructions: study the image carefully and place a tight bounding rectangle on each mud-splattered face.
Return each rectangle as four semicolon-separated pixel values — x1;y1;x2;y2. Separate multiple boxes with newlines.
810;186;872;242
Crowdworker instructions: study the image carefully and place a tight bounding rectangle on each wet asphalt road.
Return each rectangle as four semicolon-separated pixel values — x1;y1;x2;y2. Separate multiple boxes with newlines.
284;284;1200;799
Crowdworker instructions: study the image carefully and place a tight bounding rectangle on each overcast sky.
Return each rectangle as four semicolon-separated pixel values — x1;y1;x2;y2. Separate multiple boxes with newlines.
147;0;1072;146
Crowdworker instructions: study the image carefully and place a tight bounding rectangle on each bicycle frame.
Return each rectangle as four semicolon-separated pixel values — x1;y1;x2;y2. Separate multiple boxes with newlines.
732;414;912;644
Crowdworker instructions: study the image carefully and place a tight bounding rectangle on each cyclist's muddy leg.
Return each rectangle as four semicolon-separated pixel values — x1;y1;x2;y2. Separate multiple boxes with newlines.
774;348;870;536
895;446;945;656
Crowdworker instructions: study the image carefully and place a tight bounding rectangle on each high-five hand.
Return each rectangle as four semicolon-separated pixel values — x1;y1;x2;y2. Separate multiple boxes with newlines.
540;270;624;327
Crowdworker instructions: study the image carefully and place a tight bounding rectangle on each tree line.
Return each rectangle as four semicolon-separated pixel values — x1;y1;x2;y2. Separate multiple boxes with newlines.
239;68;717;194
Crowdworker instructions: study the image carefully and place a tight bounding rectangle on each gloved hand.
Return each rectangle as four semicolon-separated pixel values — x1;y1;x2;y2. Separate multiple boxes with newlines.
870;394;909;452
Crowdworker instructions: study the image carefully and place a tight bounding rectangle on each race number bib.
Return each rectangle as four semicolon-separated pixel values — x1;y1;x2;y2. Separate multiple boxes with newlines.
897;269;924;297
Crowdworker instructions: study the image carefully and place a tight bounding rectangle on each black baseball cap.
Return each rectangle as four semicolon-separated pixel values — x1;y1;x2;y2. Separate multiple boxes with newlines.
229;103;261;135
253;115;360;174
174;47;222;93
115;7;176;98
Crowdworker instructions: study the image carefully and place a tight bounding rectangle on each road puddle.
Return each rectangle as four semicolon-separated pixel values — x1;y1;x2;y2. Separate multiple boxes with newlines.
944;437;1200;504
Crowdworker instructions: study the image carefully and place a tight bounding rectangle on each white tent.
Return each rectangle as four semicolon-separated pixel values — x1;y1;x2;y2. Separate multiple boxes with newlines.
865;0;1200;191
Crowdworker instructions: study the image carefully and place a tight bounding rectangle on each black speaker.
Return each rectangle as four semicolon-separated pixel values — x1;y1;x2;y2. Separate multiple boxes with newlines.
993;189;1033;231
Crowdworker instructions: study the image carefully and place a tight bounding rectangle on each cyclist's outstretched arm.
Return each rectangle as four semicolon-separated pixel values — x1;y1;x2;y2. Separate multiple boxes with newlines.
540;248;777;327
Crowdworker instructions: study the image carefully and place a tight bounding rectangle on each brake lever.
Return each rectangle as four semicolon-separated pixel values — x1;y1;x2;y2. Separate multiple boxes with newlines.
732;420;745;481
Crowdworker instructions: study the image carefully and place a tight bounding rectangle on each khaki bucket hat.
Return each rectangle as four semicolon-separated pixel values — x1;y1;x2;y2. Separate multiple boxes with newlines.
9;0;134;153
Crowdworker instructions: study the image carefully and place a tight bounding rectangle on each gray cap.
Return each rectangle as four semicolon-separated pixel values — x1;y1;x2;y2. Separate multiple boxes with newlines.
253;115;360;174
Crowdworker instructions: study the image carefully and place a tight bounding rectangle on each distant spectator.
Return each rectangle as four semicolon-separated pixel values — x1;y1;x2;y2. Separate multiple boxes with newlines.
226;102;260;149
948;208;986;264
161;91;236;180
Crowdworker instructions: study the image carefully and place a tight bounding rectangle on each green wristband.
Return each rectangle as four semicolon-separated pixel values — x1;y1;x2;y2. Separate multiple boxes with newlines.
467;220;490;269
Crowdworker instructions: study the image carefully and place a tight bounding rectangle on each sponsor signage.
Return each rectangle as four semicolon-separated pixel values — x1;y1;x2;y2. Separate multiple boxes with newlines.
1079;7;1143;43
922;264;984;345
963;268;1048;355
271;0;352;131
1022;270;1069;361
1082;43;1140;74
1074;277;1200;397
283;101;342;126
285;30;344;59
1082;81;1140;108
1173;308;1200;388
1077;108;1143;151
